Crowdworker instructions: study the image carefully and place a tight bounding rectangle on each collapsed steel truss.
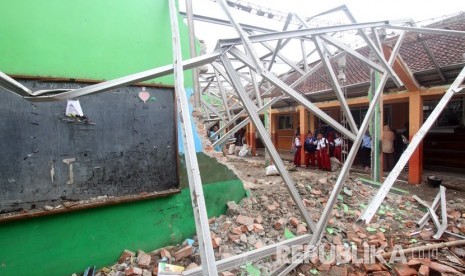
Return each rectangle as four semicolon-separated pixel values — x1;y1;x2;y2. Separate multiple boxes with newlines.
1;1;465;275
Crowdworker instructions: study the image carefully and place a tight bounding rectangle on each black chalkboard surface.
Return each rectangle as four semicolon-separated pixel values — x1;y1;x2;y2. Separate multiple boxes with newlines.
0;80;178;213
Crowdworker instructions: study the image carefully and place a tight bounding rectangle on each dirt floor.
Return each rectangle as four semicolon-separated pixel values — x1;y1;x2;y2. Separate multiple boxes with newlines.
96;152;465;276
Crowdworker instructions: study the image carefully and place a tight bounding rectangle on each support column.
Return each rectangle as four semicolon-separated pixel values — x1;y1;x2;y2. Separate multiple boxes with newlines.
408;90;423;184
248;122;257;156
270;112;277;164
309;112;316;134
369;71;383;182
299;106;308;164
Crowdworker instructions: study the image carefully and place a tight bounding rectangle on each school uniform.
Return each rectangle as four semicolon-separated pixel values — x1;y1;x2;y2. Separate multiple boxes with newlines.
316;137;331;170
334;137;342;162
304;137;317;168
361;134;371;168
293;137;302;167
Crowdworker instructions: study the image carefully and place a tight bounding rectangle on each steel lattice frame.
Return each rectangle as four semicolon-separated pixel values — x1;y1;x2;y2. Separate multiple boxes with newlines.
1;1;465;275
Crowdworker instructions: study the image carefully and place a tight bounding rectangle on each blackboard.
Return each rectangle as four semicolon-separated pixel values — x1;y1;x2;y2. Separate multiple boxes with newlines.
0;80;178;213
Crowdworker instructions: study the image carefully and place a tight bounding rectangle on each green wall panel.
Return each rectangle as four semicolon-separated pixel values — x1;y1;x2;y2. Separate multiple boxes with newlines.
0;0;193;86
0;179;245;276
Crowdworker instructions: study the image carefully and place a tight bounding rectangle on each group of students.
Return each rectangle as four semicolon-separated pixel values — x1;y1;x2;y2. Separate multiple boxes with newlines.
292;131;342;171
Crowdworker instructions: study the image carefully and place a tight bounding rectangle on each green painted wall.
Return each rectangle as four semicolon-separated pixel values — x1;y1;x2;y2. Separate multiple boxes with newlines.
0;0;194;87
0;154;245;276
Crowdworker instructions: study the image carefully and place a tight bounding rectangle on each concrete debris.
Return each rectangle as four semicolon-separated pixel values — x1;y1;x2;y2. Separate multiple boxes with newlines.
91;155;465;276
174;245;193;261
226;201;239;215
118;250;135;264
136;251;150;268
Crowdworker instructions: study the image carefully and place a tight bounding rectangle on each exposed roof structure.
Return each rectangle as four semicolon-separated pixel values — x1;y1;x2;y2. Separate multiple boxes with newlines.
273;12;465;105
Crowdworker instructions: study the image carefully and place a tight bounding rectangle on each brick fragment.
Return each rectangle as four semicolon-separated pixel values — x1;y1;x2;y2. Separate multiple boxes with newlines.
394;265;418;276
289;217;299;227
125;267;142;276
174;245;193;261
236;215;254;226
136;251;151;268
118;250;135;264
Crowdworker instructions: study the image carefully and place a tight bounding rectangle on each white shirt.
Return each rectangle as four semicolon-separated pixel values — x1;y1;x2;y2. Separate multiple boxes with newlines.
334;137;342;147
317;138;327;150
294;137;301;147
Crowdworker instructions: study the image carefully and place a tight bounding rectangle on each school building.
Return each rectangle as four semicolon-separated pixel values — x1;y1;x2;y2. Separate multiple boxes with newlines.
245;13;465;184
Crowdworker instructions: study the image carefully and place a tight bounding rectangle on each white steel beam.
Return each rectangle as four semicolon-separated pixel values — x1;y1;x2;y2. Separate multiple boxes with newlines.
168;1;217;275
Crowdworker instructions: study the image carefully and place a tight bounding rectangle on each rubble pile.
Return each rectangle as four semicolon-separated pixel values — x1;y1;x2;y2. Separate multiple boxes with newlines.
92;156;465;276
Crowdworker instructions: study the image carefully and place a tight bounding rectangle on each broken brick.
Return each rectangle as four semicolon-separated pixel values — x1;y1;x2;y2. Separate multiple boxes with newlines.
346;231;358;241
236;215;254;226
254;215;263;224
118;250;135;264
266;204;277;212
220;272;235;276
160;248;171;259
274;218;285;230
136;251;151;268
394;265;418;276
231;226;242;235
125;267;143;276
318;263;331;271
418;265;429;276
221;253;232;259
255;240;264;249
226;201;240;215
362;263;382;272
185;262;199;271
332;235;342;245
174;245;193;261
246;224;254;232
329;266;348;276
229;234;240;243
212;237;222;248
289;217;299;227
222;221;232;231
253;223;264;233
296;224;307;234
376;232;386;241
372;272;391;276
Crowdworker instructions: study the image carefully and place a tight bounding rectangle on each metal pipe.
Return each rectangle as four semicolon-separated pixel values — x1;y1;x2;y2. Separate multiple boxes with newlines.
221;55;317;232
26;50;224;101
217;0;263;74
212;96;281;148
168;1;217;274
357;66;465;226
183;234;312;276
185;0;201;108
313;36;358;133
277;33;408;273
218;21;389;47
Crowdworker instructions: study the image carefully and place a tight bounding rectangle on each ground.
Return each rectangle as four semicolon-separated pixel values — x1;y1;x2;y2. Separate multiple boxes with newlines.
96;152;465;276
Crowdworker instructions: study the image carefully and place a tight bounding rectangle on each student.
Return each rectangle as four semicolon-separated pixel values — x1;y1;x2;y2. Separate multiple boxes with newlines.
334;132;342;162
316;132;331;171
209;125;221;152
361;132;371;172
304;131;317;169
292;133;302;167
382;125;395;171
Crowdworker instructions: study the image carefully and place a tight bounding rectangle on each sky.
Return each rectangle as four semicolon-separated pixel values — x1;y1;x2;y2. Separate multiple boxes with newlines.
179;0;464;81
181;0;464;49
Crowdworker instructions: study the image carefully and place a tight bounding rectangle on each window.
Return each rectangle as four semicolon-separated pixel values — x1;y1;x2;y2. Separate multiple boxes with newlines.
278;114;293;130
423;98;463;127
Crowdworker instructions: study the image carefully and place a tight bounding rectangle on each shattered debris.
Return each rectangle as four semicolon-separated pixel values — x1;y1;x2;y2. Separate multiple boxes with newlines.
90;155;465;276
